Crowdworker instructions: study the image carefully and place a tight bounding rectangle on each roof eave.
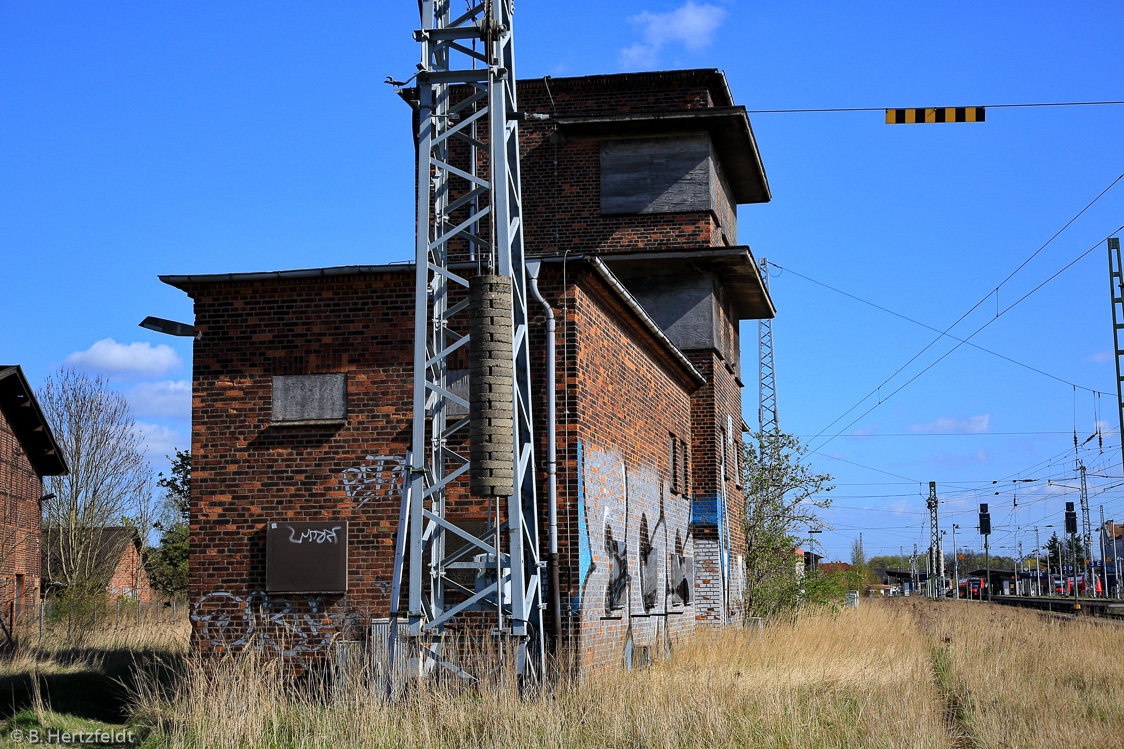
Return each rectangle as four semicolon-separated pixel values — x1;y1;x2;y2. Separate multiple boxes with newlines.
553;106;771;204
0;366;68;477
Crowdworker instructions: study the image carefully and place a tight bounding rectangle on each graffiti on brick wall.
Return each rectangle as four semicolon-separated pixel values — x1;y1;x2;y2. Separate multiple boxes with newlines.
669;546;693;606
288;525;342;544
638;513;656;611
192;590;360;658
340;454;405;509
604;506;630;614
579;441;699;622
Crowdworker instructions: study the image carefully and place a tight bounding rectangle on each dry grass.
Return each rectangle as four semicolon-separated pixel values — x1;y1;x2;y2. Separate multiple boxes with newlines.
920;600;1124;749
132;603;946;749
0;611;189;730
0;611;189;677
6;599;1118;747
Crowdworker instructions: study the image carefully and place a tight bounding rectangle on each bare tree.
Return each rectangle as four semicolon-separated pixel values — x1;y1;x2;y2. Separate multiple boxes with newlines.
38;368;153;592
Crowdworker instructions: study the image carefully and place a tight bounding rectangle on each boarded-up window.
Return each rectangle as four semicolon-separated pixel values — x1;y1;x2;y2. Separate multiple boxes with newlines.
601;135;712;215
678;438;688;493
721;426;728;482
669;434;680;494
272;374;347;423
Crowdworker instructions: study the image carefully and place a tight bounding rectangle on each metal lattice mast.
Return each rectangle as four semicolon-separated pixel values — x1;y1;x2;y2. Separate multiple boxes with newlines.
1079;460;1092;589
1109;237;1124;474
758;257;778;432
927;482;940;598
404;0;542;677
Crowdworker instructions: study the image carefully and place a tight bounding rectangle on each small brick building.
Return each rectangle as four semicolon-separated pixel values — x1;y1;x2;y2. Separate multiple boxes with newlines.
0;366;67;620
166;69;775;672
42;527;156;602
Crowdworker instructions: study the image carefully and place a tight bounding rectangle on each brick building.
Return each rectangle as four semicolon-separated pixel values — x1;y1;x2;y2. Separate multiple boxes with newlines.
42;527;156;602
165;69;774;671
0;366;68;620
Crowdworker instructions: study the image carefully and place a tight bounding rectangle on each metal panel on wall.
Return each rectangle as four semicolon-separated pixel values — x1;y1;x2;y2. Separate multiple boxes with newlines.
266;521;348;593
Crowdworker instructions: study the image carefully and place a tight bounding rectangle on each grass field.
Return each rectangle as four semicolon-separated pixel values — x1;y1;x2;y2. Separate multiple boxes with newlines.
2;599;1122;748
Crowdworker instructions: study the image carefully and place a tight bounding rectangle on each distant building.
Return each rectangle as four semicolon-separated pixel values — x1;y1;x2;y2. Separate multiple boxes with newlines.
794;548;824;576
0;366;67;620
42;527;155;602
818;562;851;576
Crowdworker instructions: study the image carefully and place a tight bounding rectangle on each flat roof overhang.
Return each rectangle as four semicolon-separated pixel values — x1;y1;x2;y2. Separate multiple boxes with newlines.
597;246;775;321
553;106;771;205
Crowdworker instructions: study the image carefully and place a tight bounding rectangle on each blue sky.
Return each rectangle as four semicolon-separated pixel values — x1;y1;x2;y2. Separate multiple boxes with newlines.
3;2;1123;563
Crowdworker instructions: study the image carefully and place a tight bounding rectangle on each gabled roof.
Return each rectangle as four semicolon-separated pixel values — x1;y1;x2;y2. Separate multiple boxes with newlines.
0;366;68;477
42;527;142;589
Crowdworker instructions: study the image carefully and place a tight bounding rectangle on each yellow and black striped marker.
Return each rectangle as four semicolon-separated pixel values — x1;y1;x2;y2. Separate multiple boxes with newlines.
886;107;985;124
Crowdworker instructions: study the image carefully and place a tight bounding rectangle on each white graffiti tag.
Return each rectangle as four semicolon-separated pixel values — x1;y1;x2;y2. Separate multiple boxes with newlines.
191;591;360;659
341;455;405;509
288;525;342;544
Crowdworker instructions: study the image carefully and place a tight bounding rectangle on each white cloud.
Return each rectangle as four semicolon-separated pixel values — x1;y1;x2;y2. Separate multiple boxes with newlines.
133;422;188;461
1089;351;1113;363
910;414;990;434
65;338;182;379
127;380;191;419
620;2;727;70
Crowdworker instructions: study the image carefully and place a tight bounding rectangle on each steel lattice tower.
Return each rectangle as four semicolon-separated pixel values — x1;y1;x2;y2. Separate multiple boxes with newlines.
758;257;778;432
1079;460;1092;586
398;0;543;678
1109;237;1124;475
927;482;940;599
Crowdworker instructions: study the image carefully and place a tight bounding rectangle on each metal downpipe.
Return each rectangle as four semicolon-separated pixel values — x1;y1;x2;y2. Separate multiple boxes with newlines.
527;261;562;653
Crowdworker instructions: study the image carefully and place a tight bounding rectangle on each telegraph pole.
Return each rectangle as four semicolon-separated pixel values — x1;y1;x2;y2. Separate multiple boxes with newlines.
979;503;991;601
911;543;918;596
1100;505;1109;598
952;524;959;601
1066;501;1080;610
1035;526;1043;597
939;530;947;598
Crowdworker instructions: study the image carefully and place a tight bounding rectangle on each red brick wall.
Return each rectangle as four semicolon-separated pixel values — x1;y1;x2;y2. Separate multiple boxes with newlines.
107;541;155;602
566;267;697;672
186;270;417;656
684;295;747;625
0;407;42;616
185;261;703;671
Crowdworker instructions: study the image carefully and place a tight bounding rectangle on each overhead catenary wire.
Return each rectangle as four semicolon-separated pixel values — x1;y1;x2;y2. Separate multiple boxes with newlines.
808;223;1124;455
744;100;1124;114
772;264;1112;397
806;173;1124;452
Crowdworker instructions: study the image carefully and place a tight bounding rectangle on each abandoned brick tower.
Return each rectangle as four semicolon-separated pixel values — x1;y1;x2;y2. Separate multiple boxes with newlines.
165;67;774;674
